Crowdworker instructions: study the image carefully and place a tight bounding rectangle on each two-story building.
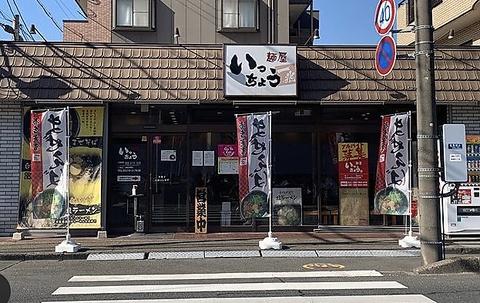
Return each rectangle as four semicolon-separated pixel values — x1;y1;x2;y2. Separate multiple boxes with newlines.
64;0;318;45
0;0;479;237
397;0;480;46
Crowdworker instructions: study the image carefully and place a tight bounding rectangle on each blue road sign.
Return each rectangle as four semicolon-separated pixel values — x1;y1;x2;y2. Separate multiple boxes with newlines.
375;35;396;77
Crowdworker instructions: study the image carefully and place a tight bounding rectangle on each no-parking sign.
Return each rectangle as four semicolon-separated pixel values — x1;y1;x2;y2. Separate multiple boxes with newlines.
375;35;397;77
374;0;396;36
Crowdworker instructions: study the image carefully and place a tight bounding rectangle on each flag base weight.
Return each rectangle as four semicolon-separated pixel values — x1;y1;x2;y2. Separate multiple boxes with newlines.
55;235;81;253
259;233;282;250
398;234;420;248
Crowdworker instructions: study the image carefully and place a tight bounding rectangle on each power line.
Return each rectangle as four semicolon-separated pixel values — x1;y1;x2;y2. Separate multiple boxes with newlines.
53;0;73;19
30;24;47;42
11;0;36;41
5;0;23;41
34;0;63;33
77;9;87;19
5;0;16;18
55;0;79;19
0;10;12;22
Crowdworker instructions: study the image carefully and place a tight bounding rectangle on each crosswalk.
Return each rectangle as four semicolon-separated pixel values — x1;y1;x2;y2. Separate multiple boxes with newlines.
43;270;437;303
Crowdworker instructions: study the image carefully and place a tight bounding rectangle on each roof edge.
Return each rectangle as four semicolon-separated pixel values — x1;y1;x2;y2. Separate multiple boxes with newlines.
74;0;88;16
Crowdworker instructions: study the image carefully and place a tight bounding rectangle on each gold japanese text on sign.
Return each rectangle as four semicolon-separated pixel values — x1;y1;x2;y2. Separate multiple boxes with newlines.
195;187;208;234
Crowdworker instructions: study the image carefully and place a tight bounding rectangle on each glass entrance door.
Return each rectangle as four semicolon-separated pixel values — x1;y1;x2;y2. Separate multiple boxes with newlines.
108;136;148;233
150;134;189;231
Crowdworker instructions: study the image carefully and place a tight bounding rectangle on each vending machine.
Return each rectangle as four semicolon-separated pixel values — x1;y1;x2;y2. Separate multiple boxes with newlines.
443;135;480;235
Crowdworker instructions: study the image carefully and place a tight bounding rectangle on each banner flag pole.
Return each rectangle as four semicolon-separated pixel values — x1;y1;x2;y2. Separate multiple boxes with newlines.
399;110;420;248
56;106;81;253
259;111;282;250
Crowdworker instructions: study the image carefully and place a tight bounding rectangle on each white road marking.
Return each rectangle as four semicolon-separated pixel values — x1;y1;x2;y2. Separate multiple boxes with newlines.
52;281;406;295
68;270;382;282
42;294;437;303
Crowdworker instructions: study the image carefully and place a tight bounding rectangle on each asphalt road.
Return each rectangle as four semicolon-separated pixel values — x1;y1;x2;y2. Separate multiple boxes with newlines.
1;257;479;303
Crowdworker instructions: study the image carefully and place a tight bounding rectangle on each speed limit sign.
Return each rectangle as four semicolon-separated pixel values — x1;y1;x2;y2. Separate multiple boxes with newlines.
374;0;396;35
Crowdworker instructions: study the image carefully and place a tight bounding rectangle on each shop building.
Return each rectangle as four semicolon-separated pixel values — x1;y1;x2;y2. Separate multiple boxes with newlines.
1;42;479;236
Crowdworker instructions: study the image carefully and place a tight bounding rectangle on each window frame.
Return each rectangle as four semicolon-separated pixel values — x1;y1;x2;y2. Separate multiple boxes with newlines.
407;0;442;24
217;0;260;32
113;0;156;31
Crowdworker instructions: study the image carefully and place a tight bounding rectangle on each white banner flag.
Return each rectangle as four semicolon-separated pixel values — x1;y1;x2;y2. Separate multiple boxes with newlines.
247;113;271;195
42;109;68;195
385;113;409;194
374;113;410;216
31;109;68;220
236;113;271;220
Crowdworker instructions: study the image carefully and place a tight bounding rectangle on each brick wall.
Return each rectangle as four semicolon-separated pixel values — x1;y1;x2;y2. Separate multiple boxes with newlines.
448;105;480;135
64;0;112;42
0;102;22;235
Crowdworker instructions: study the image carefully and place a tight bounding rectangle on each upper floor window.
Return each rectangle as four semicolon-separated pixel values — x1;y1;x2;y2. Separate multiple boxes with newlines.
407;0;442;24
115;0;154;29
219;0;259;30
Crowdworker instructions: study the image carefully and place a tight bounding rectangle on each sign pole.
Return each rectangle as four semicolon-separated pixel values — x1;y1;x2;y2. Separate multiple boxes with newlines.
399;111;420;248
259;111;282;250
268;111;273;238
55;106;81;253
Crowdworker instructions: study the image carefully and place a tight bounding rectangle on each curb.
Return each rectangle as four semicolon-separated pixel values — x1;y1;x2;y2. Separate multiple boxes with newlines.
1;249;421;261
0;246;478;261
415;256;480;274
0;252;89;261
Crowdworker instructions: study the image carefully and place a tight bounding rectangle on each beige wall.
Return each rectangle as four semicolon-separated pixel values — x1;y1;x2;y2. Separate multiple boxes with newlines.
397;0;479;45
111;0;290;44
437;20;480;45
396;2;414;45
65;0;290;44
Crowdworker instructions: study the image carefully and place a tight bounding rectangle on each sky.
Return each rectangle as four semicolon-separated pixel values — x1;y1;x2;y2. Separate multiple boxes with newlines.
0;0;399;44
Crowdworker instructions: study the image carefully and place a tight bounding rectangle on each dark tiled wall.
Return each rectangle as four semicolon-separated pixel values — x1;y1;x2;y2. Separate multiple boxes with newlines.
449;106;480;135
0;102;21;235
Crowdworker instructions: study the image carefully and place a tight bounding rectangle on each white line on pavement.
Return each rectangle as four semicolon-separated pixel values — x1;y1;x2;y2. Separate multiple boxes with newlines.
68;270;383;282
52;281;406;295
42;294;437;303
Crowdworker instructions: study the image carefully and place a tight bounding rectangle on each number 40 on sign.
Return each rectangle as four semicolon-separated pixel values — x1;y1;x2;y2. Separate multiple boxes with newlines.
374;0;396;36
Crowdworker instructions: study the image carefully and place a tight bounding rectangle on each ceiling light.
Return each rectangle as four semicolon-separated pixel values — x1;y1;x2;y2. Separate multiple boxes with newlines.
447;29;455;39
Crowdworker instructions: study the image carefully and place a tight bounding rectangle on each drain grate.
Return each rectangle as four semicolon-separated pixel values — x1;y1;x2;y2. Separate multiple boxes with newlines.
148;251;205;260
315;250;420;257
316;250;373;257
87;253;145;261
261;250;318;258
204;250;261;258
370;250;421;257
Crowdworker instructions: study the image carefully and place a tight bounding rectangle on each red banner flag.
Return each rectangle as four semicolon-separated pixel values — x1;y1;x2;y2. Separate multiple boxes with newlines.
236;115;249;203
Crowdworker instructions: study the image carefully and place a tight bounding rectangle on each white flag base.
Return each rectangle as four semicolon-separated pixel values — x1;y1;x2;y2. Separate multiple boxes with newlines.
55;235;81;253
259;233;282;250
398;234;420;248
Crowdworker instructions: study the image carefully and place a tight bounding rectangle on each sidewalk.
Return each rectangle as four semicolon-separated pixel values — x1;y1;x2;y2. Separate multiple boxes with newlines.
0;231;479;260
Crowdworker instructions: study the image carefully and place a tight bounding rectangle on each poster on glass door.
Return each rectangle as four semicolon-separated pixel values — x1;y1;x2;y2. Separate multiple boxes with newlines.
338;143;369;188
218;144;238;174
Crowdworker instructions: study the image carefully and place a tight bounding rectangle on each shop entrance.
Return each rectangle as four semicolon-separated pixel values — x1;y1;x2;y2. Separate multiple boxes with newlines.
108;134;189;233
149;134;188;231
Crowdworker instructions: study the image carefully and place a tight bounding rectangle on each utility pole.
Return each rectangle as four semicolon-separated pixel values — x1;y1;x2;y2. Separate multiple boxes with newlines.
13;14;20;41
415;0;443;264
